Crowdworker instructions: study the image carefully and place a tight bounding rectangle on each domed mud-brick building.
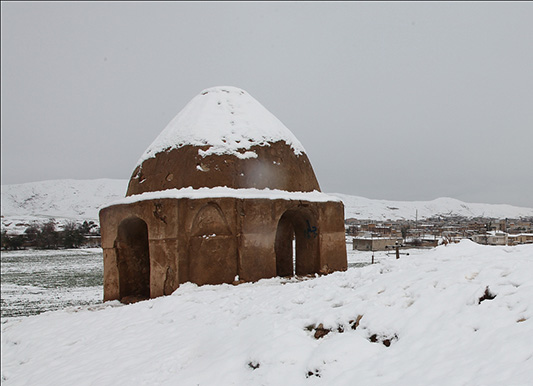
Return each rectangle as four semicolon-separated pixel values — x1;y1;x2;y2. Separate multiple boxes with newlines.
100;86;347;303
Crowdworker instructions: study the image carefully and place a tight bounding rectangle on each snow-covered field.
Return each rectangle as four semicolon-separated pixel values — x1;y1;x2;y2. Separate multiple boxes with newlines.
0;244;370;321
1;249;103;319
2;240;532;385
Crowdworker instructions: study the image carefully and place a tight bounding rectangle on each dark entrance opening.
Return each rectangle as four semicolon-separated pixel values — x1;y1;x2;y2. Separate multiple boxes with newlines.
275;208;319;277
115;217;150;303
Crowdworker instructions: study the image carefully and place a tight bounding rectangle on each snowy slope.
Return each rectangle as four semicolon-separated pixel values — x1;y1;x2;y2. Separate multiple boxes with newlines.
2;240;533;385
2;179;532;234
1;179;128;220
1;179;128;233
333;193;533;221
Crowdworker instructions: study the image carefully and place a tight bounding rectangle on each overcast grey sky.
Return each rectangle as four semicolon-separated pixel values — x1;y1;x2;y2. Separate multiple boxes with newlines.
2;2;532;207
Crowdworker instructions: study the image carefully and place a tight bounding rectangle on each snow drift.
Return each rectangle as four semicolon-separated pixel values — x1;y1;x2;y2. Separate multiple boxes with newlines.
2;240;532;385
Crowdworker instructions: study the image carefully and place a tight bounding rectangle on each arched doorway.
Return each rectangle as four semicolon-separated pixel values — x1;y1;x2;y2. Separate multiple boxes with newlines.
115;217;150;303
275;207;319;277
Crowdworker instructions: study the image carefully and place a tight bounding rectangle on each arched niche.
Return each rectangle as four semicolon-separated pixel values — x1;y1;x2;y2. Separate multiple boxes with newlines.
188;203;237;285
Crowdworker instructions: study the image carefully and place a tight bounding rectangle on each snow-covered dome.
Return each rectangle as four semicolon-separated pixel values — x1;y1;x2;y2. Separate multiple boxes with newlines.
126;86;320;196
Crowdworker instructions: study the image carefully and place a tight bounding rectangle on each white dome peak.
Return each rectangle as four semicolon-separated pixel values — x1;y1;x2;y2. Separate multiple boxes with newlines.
137;86;305;166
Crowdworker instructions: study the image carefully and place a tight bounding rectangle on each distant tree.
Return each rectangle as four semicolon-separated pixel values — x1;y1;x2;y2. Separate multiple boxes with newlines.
2;230;26;250
18;220;100;249
62;221;85;248
1;230;10;250
79;221;91;235
10;234;25;250
411;238;422;247
24;224;40;246
39;220;59;249
23;220;59;249
401;225;410;240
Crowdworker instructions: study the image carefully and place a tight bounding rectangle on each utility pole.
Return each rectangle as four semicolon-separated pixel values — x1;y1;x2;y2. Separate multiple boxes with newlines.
415;209;418;238
396;243;400;259
387;241;409;259
371;233;374;264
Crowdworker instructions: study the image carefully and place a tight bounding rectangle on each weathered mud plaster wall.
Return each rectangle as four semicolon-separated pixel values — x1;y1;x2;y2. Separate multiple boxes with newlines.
100;86;348;303
100;197;347;302
127;142;320;196
100;199;180;302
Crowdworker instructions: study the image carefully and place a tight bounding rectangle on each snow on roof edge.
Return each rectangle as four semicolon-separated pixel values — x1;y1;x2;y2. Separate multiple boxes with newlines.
100;187;341;211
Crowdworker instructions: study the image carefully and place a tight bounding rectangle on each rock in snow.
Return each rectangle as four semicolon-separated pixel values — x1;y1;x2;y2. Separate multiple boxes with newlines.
1;240;532;385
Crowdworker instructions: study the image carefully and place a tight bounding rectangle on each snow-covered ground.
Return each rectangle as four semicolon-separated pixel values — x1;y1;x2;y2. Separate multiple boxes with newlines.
2;240;532;385
0;243;368;321
1;248;103;319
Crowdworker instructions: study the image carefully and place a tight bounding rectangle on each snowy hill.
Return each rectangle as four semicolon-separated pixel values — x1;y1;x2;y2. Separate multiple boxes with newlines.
1;179;128;233
2;240;533;385
2;179;532;234
333;193;533;221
